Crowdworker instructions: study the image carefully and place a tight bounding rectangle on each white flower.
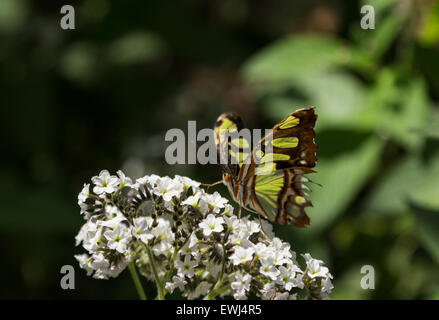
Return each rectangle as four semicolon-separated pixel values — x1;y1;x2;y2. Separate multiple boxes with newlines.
99;208;126;229
181;241;200;259
182;192;207;213
90;253;110;270
78;183;90;205
117;170;133;187
165;275;187;294
75;220;97;246
91;170;119;195
229;246;255;265
276;266;299;291
274;292;289;300
83;227;104;252
203;191;228;212
260;282;276;300
295;273;305;289
75;171;333;300
104;224;132;253
231;273;252;293
199;214;224;236
203;260;221;279
259;257;280;280
175;255;198;278
75;254;94;276
272;251;290;266
151;218;175;245
188;232;199;248
222;204;234;216
187;281;212;299
302;253;329;279
321;276;334;293
132;217;153;243
152;177;184;202
224;215;240;232
228;230;251;247
253;242;272;259
233;290;248;300
174;175;200;191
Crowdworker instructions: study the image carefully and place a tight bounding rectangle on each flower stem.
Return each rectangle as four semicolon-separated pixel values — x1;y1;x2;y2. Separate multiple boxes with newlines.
204;243;227;300
146;245;165;300
128;261;147;300
204;284;231;300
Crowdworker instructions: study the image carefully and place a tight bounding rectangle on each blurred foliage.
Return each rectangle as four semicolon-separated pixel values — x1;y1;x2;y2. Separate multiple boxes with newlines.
0;0;438;299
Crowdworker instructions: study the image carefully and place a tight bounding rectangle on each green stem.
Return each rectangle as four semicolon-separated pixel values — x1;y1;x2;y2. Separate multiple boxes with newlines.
204;243;227;300
128;261;147;300
146;245;165;300
204;284;232;300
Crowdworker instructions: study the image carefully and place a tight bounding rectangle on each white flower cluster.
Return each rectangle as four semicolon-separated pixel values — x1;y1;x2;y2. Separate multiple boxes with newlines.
75;170;333;299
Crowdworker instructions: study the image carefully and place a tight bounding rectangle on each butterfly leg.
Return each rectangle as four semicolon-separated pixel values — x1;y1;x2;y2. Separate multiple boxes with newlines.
238;205;242;221
200;180;223;192
258;215;269;239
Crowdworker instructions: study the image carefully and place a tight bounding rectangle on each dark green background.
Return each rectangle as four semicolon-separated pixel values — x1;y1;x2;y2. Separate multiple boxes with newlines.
1;0;438;299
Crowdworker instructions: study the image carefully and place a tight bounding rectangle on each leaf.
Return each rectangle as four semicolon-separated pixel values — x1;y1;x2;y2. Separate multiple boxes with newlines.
363;156;422;216
261;71;368;132
355;5;405;62
364;148;439;217
417;1;439;46
241;35;348;83
306;135;384;234
410;203;439;265
410;151;439;211
361;0;399;15
384;79;430;151
363;74;431;151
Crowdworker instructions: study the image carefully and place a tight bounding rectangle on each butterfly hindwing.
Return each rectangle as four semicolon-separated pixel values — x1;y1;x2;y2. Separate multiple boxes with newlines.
214;112;251;178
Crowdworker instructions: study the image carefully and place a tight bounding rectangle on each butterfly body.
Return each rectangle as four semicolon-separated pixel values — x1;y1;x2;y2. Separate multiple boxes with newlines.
214;107;318;226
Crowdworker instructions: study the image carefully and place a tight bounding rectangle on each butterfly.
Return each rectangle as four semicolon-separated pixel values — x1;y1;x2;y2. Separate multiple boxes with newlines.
213;107;318;226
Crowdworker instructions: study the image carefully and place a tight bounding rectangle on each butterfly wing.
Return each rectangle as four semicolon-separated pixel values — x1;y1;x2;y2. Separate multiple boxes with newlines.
252;107;317;174
245;107;318;226
251;168;312;226
214;112;251;179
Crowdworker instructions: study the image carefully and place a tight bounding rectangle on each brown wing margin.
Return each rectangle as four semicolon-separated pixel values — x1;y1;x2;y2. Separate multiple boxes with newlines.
275;168;312;226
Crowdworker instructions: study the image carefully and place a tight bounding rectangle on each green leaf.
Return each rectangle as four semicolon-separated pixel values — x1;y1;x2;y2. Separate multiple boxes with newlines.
360;0;399;15
364;156;422;216
418;1;439;46
410;151;439;211
306;135;384;233
241;35;348;83
384;79;430;151
410;203;439;265
364;149;439;217
356;5;405;62
363;73;431;151
261;71;368;132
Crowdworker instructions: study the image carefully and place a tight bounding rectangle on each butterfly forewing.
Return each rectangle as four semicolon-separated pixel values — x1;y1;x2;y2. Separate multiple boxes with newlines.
214;107;318;227
253;107;317;173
